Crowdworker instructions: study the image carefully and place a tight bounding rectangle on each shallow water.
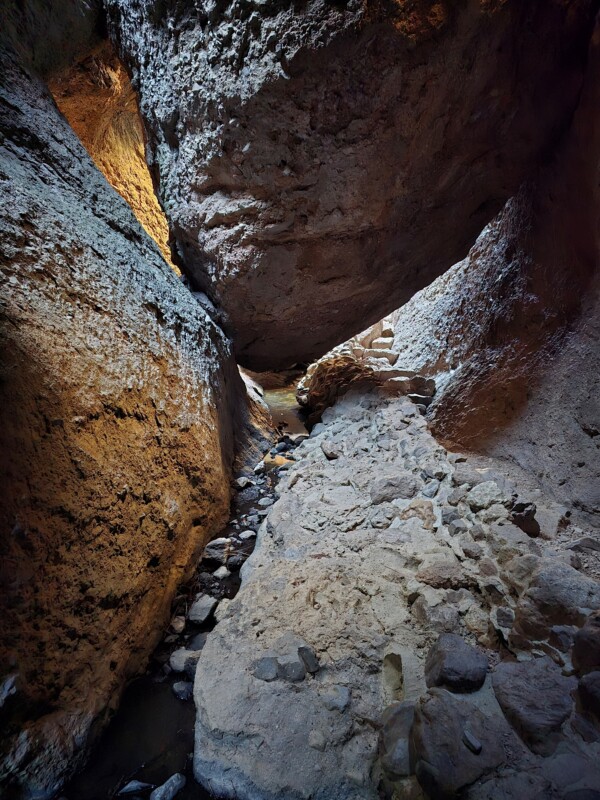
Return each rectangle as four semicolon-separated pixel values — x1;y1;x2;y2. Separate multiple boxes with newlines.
60;384;306;800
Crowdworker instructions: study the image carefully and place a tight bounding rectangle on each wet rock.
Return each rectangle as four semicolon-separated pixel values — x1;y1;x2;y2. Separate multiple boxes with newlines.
172;681;193;701
371;476;419;504
379;701;416;780
188;595;218;625
492;657;576;754
149;773;186;800
424;634;488;693
579;671;600;717
573;614;600;675
410;688;506;799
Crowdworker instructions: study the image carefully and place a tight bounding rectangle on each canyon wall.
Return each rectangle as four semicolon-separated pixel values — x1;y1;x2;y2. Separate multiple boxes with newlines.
0;4;260;796
106;0;597;370
390;16;600;519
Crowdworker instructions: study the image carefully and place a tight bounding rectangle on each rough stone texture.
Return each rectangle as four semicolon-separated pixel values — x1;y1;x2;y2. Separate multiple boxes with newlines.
424;634;488;693
191;389;600;799
49;41;177;270
387;15;600;518
0;13;258;797
492;657;576;755
106;0;596;370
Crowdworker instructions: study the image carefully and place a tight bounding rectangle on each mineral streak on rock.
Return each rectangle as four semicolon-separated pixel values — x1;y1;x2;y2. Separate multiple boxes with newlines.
106;0;596;370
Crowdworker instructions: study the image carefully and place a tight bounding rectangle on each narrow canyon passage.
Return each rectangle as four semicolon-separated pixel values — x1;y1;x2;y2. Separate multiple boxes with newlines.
1;2;600;800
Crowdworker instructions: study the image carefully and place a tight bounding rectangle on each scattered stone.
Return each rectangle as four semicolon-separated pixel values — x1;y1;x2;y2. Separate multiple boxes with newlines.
416;561;473;591
379;701;416;779
235;476;254;490
462;540;484;560
258;497;274;507
421;480;440;499
467;481;508;512
188;595;218;624
371;475;419;504
573;614;600;675
579;672;600;716
213;566;230;579
202;537;231;564
187;632;208;651
511;500;540;537
169;648;202;674
448;519;469;537
172;681;193;701
239;529;257;540
227;555;245;570
492;656;576;754
321;440;341;460
410;688;506;798
170;616;185;634
277;654;306;682
119;781;155;795
149;773;186;800
308;730;327;751
447;487;467;506
568;537;600;553
252;656;279;682
442;507;460;525
321;685;350;711
425;633;488;692
298;645;320;674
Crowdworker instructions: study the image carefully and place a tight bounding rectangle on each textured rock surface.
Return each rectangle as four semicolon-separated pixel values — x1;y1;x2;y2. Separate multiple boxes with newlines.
49;41;176;270
387;15;600;517
106;0;596;370
193;389;600;799
0;16;258;797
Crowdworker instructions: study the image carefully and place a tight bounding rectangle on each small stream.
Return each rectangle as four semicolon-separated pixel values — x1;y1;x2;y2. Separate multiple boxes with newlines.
60;383;306;800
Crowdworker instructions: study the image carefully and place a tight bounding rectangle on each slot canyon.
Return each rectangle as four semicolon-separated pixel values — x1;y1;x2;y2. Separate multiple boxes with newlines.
1;1;599;799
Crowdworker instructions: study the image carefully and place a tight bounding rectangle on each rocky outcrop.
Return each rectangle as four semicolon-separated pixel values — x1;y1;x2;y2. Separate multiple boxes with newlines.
388;14;600;518
106;0;597;370
193;388;600;799
49;41;177;270
0;12;262;797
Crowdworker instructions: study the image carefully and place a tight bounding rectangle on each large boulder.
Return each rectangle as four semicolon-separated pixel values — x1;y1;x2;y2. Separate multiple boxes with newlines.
0;11;258;796
106;0;596;370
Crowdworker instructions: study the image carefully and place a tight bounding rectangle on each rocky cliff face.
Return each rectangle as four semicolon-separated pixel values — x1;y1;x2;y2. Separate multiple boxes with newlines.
389;16;600;520
0;10;259;797
106;0;596;370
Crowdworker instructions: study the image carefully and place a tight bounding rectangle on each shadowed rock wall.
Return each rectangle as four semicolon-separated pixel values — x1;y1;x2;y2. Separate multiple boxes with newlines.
106;0;597;370
0;5;259;795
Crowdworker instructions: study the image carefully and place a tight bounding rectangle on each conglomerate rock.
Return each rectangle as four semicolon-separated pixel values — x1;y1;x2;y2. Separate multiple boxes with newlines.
106;0;596;369
0;9;264;796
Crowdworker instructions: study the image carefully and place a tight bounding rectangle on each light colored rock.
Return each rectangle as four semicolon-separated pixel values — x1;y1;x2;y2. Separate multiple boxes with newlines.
149;773;186;800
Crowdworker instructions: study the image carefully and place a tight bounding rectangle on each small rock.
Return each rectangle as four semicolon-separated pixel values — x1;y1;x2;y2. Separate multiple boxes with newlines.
462;540;483;560
170;616;185;634
467;481;508;512
119;781;155;796
321;440;341;460
257;497;274;507
298;645;320;674
416;561;473;591
149;773;186;800
492;656;576;755
277;654;305;682
169;648;202;674
235;476;253;489
321;685;350;711
213;566;230;579
371;475;419;504
568;537;600;553
573;614;600;675
187;632;208;651
308;730;327;751
172;681;193;701
511;501;540;537
239;529;257;540
447;487;467;506
227;554;245;570
579;671;600;716
448;519;469;537
421;480;440;498
379;700;416;779
188;594;218;624
202;537;231;564
252;656;279;682
442;507;460;525
425;633;488;692
461;728;482;755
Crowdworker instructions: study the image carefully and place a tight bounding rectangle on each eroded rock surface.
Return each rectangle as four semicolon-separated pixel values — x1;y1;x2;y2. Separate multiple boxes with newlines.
0;20;260;798
106;0;596;369
193;389;600;799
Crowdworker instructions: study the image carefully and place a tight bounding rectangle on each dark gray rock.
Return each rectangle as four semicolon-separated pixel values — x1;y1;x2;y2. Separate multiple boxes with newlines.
379;701;416;780
172;681;193;701
579;671;600;717
573;613;600;675
511;501;541;537
410;688;506;799
277;654;306;683
252;657;279;682
492;657;576;754
188;595;218;625
425;633;488;693
298;646;320;674
202;538;231;565
448;519;469;537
